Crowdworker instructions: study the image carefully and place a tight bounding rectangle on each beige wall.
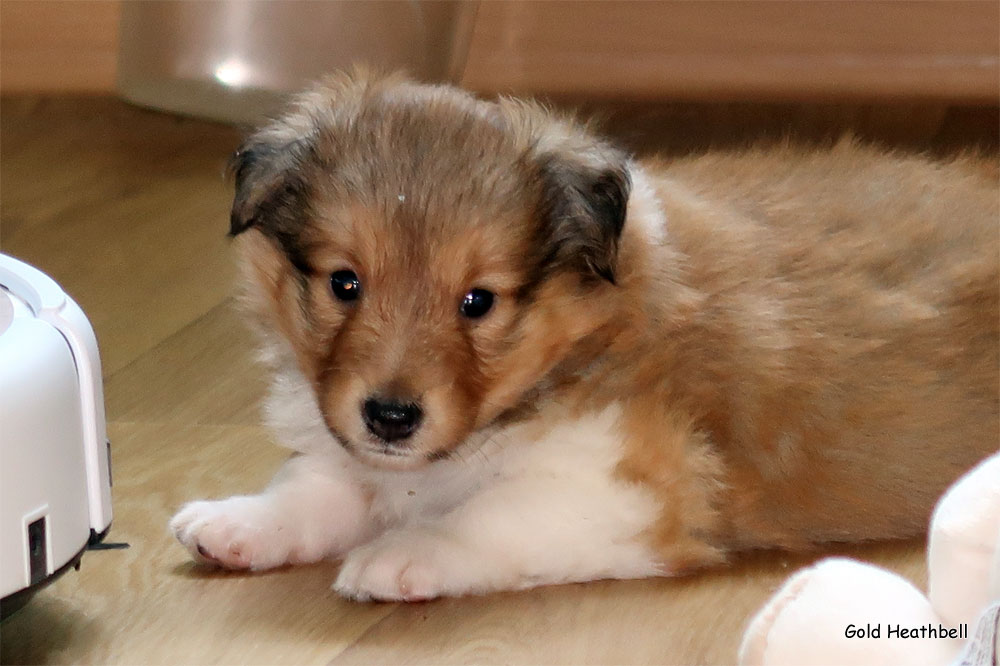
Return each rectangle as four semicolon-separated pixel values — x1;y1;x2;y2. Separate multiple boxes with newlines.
0;0;121;93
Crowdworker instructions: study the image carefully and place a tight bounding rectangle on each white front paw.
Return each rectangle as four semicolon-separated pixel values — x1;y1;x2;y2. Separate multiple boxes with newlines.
333;528;474;602
170;496;304;571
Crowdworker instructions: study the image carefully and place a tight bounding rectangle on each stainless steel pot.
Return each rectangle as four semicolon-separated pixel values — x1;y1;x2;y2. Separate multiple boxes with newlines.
117;1;471;124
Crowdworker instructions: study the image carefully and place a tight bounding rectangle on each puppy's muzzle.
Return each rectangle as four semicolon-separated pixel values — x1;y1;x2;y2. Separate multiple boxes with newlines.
362;397;423;443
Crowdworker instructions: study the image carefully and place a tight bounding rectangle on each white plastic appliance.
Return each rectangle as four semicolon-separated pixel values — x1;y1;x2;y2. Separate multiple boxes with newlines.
0;253;113;618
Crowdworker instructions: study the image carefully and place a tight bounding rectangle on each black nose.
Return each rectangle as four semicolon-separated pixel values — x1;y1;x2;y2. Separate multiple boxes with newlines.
362;398;423;443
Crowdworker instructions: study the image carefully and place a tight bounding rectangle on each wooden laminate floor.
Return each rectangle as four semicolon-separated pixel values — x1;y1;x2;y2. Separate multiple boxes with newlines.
0;96;995;665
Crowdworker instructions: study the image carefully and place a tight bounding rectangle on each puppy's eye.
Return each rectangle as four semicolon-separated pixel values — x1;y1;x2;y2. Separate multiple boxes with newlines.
330;270;361;302
460;288;494;319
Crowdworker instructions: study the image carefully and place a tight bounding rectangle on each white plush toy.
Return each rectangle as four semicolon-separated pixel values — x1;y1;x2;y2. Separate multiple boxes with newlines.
739;453;1000;666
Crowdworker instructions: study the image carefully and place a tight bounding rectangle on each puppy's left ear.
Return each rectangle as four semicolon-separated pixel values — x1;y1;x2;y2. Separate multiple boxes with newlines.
228;137;311;237
538;150;631;285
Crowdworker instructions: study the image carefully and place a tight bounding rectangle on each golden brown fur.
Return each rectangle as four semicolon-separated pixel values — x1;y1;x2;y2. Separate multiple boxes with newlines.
231;69;998;568
615;143;999;555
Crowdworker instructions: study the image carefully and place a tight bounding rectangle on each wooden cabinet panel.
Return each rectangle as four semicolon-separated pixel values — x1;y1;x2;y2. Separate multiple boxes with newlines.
459;1;1000;101
0;0;121;93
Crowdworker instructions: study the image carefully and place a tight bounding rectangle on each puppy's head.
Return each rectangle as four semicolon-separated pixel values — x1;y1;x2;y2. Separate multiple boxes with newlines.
232;71;633;469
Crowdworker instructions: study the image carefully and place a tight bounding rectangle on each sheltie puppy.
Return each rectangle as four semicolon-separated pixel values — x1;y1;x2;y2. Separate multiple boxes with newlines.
171;70;998;601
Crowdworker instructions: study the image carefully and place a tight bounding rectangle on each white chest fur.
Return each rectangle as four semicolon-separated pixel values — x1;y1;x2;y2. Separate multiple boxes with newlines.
265;360;657;533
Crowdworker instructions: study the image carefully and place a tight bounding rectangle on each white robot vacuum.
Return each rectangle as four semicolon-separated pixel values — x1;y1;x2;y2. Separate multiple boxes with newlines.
0;253;114;618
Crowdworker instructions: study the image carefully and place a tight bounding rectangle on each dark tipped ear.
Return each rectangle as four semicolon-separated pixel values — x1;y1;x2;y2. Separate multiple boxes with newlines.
229;145;266;236
538;151;631;284
228;138;311;237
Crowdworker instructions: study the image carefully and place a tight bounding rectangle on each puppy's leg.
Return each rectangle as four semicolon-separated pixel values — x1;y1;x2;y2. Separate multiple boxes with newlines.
333;470;701;601
170;454;371;571
333;403;725;600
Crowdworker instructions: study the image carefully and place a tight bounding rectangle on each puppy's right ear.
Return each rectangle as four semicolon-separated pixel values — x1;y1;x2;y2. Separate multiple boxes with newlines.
228;138;311;237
